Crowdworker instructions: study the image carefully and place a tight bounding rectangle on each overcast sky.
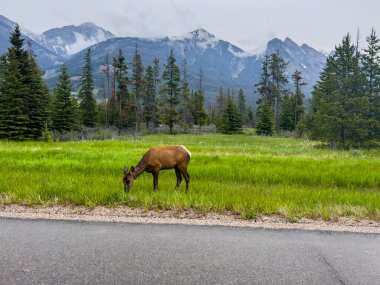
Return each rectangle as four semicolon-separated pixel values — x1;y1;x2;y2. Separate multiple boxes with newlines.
2;0;379;52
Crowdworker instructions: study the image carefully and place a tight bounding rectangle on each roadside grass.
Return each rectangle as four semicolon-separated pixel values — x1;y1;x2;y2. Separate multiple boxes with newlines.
0;134;379;221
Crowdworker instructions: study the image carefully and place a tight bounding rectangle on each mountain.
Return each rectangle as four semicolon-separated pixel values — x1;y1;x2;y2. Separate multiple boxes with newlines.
0;14;327;104
35;22;115;58
0;15;65;69
44;28;326;104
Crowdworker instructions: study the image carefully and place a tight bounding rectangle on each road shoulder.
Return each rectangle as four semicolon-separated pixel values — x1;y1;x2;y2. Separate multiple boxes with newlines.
0;204;379;233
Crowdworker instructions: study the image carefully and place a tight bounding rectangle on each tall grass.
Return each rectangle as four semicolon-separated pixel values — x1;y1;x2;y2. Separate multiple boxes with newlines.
0;134;379;220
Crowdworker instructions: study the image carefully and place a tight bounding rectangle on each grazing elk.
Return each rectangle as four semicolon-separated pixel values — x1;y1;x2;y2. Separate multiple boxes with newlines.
123;145;191;192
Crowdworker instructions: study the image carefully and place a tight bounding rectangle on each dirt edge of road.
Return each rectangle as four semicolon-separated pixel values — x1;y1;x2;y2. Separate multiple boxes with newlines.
0;204;379;233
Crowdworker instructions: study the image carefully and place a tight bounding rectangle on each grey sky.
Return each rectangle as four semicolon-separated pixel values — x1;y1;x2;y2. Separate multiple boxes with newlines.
2;0;379;52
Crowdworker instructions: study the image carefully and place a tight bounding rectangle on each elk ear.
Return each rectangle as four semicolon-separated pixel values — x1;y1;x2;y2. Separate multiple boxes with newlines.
131;166;135;172
124;166;128;174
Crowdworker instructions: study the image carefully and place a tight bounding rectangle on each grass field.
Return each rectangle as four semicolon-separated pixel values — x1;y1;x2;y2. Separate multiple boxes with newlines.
0;134;379;221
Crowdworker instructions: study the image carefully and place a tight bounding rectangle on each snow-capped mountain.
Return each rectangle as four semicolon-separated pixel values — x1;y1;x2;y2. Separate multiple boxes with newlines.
43;28;326;103
36;22;115;58
0;14;327;103
0;15;65;69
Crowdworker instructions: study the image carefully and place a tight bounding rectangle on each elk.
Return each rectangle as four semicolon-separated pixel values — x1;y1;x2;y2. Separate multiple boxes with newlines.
123;145;191;192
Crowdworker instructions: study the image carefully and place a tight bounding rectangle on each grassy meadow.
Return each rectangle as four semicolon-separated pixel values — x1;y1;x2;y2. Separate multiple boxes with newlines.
0;134;379;221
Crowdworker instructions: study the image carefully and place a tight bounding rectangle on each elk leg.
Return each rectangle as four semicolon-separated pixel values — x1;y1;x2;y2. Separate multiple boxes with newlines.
174;166;182;190
152;171;159;191
179;166;190;192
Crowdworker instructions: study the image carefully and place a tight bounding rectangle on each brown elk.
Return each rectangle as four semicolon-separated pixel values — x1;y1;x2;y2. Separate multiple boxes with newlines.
123;145;191;192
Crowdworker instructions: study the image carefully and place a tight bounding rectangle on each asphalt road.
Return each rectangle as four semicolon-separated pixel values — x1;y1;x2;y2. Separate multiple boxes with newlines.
0;218;379;285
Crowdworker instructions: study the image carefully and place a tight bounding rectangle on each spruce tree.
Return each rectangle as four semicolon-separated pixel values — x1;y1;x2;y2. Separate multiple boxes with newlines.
362;28;380;140
312;34;371;148
25;49;49;139
292;70;306;129
280;92;295;131
131;46;145;131
269;50;288;132
256;101;274;136
78;48;96;127
112;49;130;132
178;59;193;130
0;49;28;140
192;90;207;128
159;49;181;133
51;64;79;133
220;96;242;134
215;87;226;131
237;89;247;126
143;65;157;130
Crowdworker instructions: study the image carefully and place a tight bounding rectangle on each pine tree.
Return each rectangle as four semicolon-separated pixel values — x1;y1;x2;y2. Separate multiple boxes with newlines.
269;50;288;132
237;89;247;126
0;25;48;140
246;107;254;127
159;49;181;133
280;70;306;132
131;46;145;131
362;28;380;140
0;49;28;140
220;96;242;134
255;54;271;106
280;92;295;131
312;34;371;148
192;90;207;128
178;59;193;130
256;101;274;136
143;65;157;130
25;48;49;139
215;87;226;131
292;70;306;129
51;64;79;133
112;49;130;132
78;48;96;127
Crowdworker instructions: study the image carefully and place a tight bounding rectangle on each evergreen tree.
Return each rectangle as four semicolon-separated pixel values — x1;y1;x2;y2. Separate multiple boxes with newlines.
131;46;145;131
292;70;306;128
255;54;271;106
0;49;28;140
269;50;288;132
178;59;193;130
143;65;157;130
237;89;247;125
25;48;49;139
159;49;181;133
112;49;130;132
280;70;306;132
280;92;295;131
215;87;226;131
362;28;380;140
78;48;96;127
51;64;79;132
192;90;207;128
246;107;254;127
220;96;242;134
312;34;371;148
256;101;274;136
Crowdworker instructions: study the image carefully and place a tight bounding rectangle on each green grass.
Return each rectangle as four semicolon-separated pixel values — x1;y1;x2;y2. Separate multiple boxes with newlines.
0;134;379;221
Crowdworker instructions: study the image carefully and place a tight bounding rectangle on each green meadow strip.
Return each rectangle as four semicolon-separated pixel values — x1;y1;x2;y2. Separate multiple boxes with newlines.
0;134;379;220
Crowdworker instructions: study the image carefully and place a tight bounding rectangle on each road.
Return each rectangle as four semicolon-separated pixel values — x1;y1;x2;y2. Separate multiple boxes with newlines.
0;218;379;285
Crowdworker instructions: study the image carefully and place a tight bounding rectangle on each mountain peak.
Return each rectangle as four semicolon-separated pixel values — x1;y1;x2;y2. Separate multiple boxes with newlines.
190;28;216;40
284;37;297;46
79;22;97;28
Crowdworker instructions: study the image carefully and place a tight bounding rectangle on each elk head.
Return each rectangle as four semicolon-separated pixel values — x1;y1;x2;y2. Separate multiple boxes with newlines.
123;166;135;192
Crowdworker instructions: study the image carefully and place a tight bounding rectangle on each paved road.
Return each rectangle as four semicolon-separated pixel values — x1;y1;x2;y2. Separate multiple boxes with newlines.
0;218;379;285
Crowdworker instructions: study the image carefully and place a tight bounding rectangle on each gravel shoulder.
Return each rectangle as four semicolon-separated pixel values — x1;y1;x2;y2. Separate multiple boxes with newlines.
0;204;379;233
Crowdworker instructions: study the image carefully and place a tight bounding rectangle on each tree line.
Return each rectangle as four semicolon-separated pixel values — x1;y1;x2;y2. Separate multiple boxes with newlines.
0;25;379;148
254;29;380;148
